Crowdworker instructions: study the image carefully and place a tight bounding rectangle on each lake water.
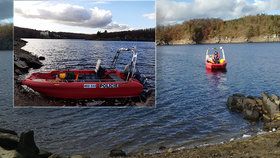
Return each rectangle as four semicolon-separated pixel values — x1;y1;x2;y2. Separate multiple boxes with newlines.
1;43;280;157
21;39;155;88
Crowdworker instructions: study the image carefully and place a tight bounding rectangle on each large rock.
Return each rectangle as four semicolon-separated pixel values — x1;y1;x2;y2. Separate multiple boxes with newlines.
271;94;280;106
227;94;261;121
14;60;28;70
0;130;19;150
227;94;262;121
17;131;40;158
242;98;261;121
109;149;127;157
14;48;43;70
263;114;271;122
228;92;280;130
38;56;45;60
261;92;279;119
227;94;245;112
0;146;22;158
243;98;257;106
264;120;280;131
38;150;53;158
14;69;25;76
0;129;18;136
255;98;263;106
242;108;260;121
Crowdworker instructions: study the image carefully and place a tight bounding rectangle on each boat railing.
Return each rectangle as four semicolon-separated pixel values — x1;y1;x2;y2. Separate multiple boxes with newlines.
206;47;226;60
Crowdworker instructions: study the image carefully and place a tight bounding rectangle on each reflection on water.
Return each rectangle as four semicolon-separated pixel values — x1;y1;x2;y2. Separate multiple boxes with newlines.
206;69;228;91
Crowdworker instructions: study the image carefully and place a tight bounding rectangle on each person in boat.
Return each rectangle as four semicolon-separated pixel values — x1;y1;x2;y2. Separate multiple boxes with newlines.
213;51;220;64
206;54;213;63
96;66;106;79
95;59;106;79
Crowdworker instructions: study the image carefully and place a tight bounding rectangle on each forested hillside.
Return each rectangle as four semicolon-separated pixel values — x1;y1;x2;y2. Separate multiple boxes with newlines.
157;14;280;44
15;27;155;42
0;24;13;50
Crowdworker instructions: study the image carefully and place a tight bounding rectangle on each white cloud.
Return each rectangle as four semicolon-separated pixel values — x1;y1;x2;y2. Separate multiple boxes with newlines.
157;0;280;25
15;3;113;28
103;22;130;31
143;13;156;20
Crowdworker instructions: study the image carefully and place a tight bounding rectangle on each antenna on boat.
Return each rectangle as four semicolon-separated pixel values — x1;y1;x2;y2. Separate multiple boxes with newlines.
125;47;137;81
220;47;226;60
131;47;137;77
205;49;209;61
95;59;101;72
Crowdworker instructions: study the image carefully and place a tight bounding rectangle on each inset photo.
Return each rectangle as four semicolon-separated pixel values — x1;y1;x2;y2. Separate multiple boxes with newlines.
14;0;155;107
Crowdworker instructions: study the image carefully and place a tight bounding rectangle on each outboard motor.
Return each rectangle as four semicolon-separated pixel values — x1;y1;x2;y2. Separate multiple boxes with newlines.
134;71;147;87
134;70;151;102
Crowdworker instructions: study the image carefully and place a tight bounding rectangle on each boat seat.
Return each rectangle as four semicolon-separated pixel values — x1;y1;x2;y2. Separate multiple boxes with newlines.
108;74;124;82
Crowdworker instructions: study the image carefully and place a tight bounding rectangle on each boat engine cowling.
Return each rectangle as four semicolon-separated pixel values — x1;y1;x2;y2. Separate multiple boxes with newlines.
134;71;152;102
134;71;148;87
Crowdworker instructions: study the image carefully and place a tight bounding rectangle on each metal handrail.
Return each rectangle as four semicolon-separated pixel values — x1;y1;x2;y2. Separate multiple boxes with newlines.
111;47;137;81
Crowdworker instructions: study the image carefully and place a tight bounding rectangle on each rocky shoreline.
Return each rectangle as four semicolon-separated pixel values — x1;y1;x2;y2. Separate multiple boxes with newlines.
157;35;280;45
128;130;280;158
227;92;280;130
14;39;60;106
3;126;280;158
127;92;280;158
0;128;91;158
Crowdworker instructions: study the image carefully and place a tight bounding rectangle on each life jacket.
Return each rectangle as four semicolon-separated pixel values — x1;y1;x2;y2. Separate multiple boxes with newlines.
213;53;220;60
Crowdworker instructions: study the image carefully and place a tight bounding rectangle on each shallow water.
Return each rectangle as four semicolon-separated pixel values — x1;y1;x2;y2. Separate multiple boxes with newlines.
1;43;280;157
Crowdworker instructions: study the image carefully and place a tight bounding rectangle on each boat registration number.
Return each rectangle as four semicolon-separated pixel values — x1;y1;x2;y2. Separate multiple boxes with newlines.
100;83;119;88
84;84;97;88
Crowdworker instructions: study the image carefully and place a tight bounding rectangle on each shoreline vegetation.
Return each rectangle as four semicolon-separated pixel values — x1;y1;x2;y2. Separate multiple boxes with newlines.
0;23;13;50
156;14;280;45
14;26;155;42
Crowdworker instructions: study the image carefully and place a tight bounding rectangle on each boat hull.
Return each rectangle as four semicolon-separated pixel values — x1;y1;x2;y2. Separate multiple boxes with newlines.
206;61;227;70
22;70;144;99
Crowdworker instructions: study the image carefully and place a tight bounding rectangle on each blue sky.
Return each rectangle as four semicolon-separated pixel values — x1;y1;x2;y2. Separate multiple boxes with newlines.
0;0;13;24
157;0;280;25
15;0;155;34
88;1;155;30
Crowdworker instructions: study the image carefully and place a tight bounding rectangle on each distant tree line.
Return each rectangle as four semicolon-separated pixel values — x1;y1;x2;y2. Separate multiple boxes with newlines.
0;24;13;50
157;14;280;44
14;27;155;42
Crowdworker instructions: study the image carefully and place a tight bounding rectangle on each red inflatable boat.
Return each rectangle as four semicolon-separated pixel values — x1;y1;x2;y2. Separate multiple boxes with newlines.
22;48;147;99
205;47;227;70
205;61;227;70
